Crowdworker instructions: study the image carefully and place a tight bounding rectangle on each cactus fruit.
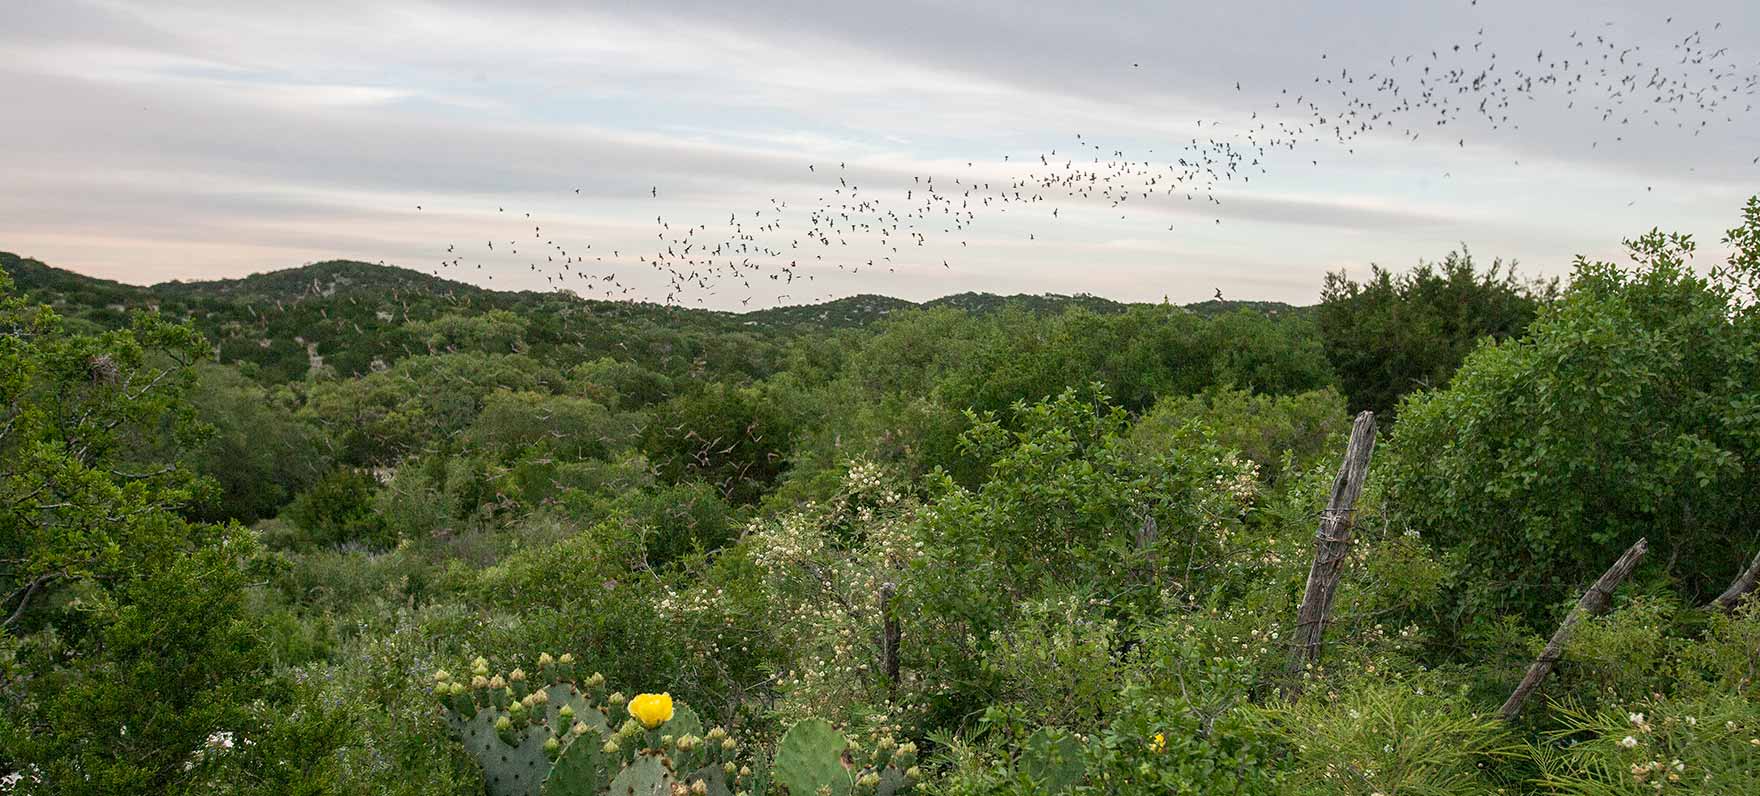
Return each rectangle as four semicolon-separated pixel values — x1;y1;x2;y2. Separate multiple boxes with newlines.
1018;728;1083;795
773;719;851;796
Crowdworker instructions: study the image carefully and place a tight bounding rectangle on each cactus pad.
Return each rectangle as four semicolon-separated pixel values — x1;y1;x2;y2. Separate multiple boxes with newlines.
774;718;851;796
454;709;555;796
607;753;674;796
541;730;613;796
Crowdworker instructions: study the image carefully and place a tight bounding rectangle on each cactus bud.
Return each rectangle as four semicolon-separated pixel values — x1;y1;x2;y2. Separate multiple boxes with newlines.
433;669;452;683
721;738;736;752
559;653;576;665
495;715;513;731
671;784;689;796
544;736;561;759
661;734;675;748
471;656;490;675
817;787;832;796
608;691;627;708
449;682;466;696
559;704;575;721
603;738;621;755
724;762;737;776
738;766;752;779
489;675;507;690
572;721;590;736
707;727;728;742
531;688;549;705
538;652;555;667
858;773;880;788
618;718;642;738
691;779;708;796
471;675;489;689
509;668;527;683
895;742;917;766
905;767;921;781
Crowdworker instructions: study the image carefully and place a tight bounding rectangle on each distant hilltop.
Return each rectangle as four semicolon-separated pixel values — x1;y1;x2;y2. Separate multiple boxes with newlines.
1;253;1304;328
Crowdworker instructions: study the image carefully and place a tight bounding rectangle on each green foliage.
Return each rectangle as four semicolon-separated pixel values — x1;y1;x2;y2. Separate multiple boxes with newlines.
1017;727;1084;795
1129;387;1350;477
284;467;394;549
1384;204;1760;624
1260;678;1511;796
1319;249;1553;418
0;271;292;793
641;383;798;505
1531;695;1760;795
183;363;330;523
11;202;1760;796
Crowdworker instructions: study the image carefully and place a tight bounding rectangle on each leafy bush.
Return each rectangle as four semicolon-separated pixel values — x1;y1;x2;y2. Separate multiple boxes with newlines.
1384;200;1760;624
1259;678;1512;796
284;467;394;549
1318;249;1553;418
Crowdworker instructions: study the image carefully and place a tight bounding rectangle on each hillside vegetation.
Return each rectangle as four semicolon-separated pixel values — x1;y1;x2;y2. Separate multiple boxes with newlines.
2;199;1759;795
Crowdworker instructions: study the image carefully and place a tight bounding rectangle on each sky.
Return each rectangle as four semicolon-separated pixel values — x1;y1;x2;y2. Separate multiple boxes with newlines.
1;0;1756;309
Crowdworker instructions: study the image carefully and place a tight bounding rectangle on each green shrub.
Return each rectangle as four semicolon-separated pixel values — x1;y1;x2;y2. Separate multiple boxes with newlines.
1259;678;1512;796
1383;199;1760;625
284;467;394;549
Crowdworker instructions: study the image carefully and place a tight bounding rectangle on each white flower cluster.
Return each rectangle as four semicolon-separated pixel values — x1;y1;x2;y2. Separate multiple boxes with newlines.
181;730;252;771
0;767;42;793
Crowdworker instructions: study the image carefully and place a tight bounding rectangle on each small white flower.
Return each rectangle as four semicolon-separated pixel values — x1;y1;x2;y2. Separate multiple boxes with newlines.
1628;713;1646;726
1619;736;1640;749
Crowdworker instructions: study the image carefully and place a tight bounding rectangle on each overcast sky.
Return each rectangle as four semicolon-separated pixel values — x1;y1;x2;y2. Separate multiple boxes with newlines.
2;0;1756;308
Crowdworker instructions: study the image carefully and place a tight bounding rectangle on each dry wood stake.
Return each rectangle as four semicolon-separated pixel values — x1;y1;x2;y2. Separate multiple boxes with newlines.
1498;537;1649;721
1285;410;1377;698
1711;550;1760;612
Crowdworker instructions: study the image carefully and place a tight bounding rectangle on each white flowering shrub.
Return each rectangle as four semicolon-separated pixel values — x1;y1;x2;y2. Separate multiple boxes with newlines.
744;458;925;724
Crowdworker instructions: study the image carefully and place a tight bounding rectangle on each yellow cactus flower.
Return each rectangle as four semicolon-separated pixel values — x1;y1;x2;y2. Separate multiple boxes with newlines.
1150;733;1166;753
629;692;675;729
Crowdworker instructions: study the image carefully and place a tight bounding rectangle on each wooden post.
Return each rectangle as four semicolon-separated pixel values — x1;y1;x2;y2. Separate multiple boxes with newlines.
1710;551;1760;612
1498;537;1649;721
879;582;900;691
1286;410;1377;694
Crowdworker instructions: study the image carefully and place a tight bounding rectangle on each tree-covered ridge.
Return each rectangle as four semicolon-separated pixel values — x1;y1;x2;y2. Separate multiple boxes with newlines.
3;198;1759;795
2;253;1305;384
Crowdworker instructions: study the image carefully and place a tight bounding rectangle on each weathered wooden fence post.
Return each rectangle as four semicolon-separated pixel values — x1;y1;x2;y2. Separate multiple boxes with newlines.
1285;410;1377;697
1711;550;1760;612
1498;537;1649;721
879;582;901;692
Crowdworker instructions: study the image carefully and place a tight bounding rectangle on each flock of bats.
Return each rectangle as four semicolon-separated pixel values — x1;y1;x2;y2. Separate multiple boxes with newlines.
405;6;1756;309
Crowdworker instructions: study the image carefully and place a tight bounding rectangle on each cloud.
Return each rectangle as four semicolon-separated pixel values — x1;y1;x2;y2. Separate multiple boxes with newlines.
0;0;1755;308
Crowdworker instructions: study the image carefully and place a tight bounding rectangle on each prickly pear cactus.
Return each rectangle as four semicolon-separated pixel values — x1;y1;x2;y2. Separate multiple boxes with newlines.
684;765;733;796
774;718;851;796
607;753;674;796
659;704;703;741
434;654;765;796
742;751;773;796
543;732;615;796
453;708;556;796
1018;728;1083;795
